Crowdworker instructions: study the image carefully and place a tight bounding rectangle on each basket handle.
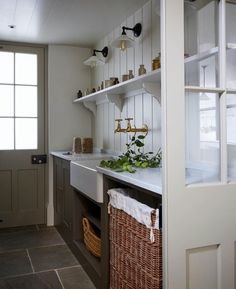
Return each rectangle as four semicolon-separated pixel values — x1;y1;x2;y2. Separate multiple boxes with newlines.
82;218;90;232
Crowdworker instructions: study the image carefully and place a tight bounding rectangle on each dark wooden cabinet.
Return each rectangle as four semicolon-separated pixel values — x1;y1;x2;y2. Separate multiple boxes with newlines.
53;157;73;238
53;156;161;289
53;156;109;289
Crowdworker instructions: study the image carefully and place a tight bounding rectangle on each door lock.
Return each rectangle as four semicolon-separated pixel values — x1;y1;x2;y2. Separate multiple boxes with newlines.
31;154;47;164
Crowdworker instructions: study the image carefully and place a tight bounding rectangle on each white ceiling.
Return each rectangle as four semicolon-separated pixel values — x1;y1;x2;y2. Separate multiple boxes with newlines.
0;0;149;47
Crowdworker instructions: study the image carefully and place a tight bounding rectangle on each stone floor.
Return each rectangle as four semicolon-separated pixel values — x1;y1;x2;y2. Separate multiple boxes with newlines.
0;225;96;289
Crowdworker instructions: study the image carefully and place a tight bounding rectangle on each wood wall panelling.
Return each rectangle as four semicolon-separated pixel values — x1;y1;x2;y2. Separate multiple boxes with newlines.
92;0;162;154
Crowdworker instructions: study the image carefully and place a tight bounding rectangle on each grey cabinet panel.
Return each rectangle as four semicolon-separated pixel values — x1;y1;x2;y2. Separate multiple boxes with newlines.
63;166;73;230
0;170;13;212
53;157;73;233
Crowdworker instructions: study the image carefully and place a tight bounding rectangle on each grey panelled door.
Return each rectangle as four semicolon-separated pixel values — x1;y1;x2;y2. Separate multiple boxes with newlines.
0;44;46;228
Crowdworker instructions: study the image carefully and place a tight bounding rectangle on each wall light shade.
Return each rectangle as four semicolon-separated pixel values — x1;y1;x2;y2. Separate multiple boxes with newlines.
111;23;142;51
84;46;108;67
111;34;134;51
84;55;105;67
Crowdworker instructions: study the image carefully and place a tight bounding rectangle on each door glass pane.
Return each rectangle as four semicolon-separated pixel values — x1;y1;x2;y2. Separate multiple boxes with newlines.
15;118;37;150
226;2;236;89
0;52;14;84
0;118;14;150
226;48;236;89
15;53;37;85
185;92;220;185
184;0;219;87
0;85;14;116
15;86;37;117
227;94;236;181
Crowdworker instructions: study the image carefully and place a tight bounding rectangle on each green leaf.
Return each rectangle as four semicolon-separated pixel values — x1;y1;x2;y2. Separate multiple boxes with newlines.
135;140;144;147
138;135;145;139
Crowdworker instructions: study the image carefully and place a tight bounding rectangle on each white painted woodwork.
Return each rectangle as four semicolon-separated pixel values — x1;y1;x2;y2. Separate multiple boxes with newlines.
162;1;236;289
92;0;161;154
0;0;148;46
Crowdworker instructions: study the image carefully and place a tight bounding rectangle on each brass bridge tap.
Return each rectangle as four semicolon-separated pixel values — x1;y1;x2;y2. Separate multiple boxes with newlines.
125;118;148;135
125;118;133;132
114;118;149;135
114;119;126;133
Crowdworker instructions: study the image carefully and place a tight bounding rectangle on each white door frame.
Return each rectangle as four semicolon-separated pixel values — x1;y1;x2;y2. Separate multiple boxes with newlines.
161;0;236;288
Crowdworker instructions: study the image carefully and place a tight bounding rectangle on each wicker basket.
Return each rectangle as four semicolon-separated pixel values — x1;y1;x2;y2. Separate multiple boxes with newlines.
82;217;101;258
109;206;162;289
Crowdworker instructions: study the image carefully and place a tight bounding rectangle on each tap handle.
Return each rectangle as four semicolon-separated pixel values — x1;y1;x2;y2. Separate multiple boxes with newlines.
115;118;123;122
125;118;133;132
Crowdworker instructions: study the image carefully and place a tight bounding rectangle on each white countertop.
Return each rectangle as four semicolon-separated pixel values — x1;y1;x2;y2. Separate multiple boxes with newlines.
97;166;163;195
96;166;221;195
51;151;111;161
53;150;224;197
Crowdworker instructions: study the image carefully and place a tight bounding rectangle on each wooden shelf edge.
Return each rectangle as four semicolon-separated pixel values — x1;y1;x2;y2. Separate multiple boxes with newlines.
185;86;225;93
73;69;161;107
74;45;235;108
85;213;101;230
74;240;101;276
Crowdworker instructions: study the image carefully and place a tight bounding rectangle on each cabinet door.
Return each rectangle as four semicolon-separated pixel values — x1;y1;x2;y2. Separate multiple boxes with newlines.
53;157;64;224
62;160;73;231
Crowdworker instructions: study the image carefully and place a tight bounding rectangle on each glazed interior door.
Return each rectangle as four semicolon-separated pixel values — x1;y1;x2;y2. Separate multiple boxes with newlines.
162;0;236;288
0;44;46;228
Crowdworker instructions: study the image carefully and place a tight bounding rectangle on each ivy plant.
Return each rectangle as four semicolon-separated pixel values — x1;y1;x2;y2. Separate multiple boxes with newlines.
99;134;162;173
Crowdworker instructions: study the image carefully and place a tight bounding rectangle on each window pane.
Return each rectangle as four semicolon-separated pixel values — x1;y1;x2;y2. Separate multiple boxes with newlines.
227;94;236;181
0;52;14;84
0;85;14;116
185;92;220;185
184;1;218;87
15;53;37;85
15;86;37;117
0;118;14;150
226;2;236;89
226;49;236;89
15;118;37;150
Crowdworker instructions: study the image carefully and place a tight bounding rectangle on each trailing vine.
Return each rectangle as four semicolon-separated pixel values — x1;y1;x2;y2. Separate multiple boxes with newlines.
99;134;162;173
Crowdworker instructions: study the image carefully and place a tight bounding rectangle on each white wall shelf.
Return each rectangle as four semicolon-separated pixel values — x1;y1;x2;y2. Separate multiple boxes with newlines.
184;46;219;64
185;86;225;93
227;89;236;94
73;68;161;113
227;43;236;49
74;45;235;114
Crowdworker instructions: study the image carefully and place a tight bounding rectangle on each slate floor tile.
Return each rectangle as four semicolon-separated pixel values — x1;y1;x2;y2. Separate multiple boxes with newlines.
0;226;37;235
0;228;64;252
57;266;96;289
28;245;78;272
0;271;63;289
0;250;32;278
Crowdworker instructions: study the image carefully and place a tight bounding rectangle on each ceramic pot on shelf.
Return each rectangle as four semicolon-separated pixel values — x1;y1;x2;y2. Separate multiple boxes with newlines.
128;70;134;79
138;64;146;76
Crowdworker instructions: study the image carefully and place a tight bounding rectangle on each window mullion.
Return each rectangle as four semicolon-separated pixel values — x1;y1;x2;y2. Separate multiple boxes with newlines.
219;0;227;183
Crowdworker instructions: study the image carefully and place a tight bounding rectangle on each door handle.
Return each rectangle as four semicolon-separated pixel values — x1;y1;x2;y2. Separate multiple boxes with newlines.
31;154;47;164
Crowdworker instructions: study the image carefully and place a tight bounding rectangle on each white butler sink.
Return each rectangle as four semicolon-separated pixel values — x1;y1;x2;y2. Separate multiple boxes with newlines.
70;159;105;203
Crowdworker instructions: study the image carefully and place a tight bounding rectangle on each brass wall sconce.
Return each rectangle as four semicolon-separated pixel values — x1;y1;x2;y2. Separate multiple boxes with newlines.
84;46;108;67
114;118;148;134
111;23;142;51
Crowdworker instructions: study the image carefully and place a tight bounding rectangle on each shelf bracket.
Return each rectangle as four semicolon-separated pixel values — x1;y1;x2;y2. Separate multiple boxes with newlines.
83;101;97;116
142;82;161;105
106;94;125;112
